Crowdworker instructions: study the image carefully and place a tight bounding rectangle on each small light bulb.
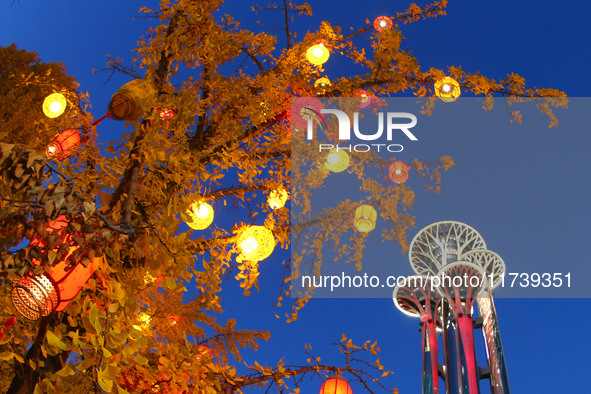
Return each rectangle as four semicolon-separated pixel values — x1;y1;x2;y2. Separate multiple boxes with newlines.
240;237;259;254
196;204;210;217
327;153;339;165
395;169;402;174
380;20;387;27
313;47;324;58
49;101;62;114
441;84;452;93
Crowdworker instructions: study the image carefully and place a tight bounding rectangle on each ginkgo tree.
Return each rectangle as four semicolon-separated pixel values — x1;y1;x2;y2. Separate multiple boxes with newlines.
0;0;566;393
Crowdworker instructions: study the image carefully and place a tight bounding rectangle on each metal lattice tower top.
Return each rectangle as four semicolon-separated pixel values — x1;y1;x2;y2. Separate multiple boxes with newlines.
393;275;442;323
409;221;487;276
436;261;487;314
462;250;506;290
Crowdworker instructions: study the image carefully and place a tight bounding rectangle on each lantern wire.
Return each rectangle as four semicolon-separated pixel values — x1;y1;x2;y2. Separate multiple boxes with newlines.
92;113;109;126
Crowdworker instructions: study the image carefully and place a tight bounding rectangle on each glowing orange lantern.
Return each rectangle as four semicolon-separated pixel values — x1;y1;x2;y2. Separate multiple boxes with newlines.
11;216;103;320
268;188;289;210
46;129;81;159
168;315;180;326
185;201;214;230
237;226;275;262
108;79;156;121
389;160;409;184
354;205;378;233
434;76;461;102
319;377;353;394
373;16;393;32
306;40;330;66
42;93;67;118
195;344;211;362
324;148;350;173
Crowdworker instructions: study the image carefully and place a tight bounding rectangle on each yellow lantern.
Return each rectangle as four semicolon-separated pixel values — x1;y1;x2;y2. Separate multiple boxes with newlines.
185;201;214;230
237;226;275;262
268;188;289;210
306;40;330;66
354;205;377;233
42;93;67;118
314;77;331;92
324;148;350;173
434;76;461;102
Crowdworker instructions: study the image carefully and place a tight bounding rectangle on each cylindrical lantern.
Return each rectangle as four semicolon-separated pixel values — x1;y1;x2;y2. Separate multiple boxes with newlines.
319;377;353;394
237;226;275;262
108;79;156;121
42;93;67;118
354;205;378;233
388;160;409;184
11;216;103;320
306;40;330;66
46;129;81;159
324;148;350;173
434;76;461;102
373;16;393;32
268;188;289;210
185;201;214;230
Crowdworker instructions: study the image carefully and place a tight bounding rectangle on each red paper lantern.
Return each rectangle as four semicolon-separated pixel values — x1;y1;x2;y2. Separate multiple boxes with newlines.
373;16;393;32
355;90;372;109
389;160;409;184
46;129;81;160
319;377;353;394
195;344;211;362
11;216;102;320
291;97;325;132
168;314;180;326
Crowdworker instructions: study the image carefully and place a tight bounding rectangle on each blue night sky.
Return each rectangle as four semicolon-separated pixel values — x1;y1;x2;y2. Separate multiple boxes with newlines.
1;1;590;393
